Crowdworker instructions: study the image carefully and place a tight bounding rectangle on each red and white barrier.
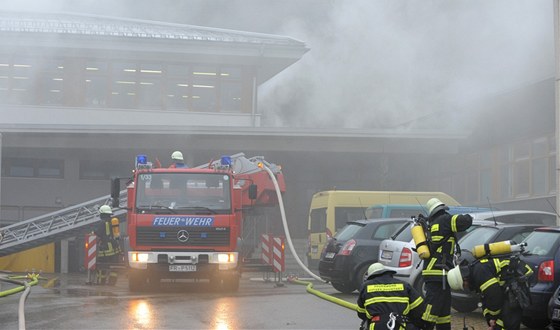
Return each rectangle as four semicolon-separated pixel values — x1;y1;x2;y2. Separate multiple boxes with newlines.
261;234;285;273
84;234;97;271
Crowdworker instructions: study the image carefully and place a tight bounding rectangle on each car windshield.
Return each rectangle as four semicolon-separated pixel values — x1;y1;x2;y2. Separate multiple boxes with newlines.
458;226;499;250
522;231;560;256
135;172;231;213
334;223;364;241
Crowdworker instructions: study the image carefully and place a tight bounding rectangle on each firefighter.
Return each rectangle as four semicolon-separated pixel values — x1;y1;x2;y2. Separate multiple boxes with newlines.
357;263;432;330
170;150;187;168
94;205;122;285
420;198;473;330
447;254;533;330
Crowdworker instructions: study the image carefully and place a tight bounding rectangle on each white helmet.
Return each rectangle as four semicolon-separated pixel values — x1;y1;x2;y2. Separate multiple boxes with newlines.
426;197;448;217
99;205;112;215
171;151;184;161
364;262;396;281
447;266;465;291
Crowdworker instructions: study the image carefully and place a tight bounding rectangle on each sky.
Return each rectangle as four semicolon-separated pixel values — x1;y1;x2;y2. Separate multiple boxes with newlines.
4;0;556;129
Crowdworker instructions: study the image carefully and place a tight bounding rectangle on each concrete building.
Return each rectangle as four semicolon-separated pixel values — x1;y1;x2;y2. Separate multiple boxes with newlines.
0;11;556;271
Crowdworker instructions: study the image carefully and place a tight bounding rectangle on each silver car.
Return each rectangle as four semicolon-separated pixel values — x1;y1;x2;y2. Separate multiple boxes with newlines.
377;210;556;295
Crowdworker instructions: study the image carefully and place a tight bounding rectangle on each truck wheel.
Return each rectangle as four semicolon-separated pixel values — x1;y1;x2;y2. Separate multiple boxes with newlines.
223;276;240;292
129;271;146;292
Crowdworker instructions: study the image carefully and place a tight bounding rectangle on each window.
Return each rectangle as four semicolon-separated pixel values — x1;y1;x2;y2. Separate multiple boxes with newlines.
309;208;327;232
85;61;108;107
79;160;129;180
334;207;367;233
191;65;217;112
2;158;64;178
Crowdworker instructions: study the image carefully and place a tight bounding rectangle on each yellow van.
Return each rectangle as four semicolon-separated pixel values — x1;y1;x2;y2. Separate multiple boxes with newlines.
306;190;460;269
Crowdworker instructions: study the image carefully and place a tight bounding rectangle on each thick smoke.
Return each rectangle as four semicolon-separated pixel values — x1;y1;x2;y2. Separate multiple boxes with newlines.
4;0;555;129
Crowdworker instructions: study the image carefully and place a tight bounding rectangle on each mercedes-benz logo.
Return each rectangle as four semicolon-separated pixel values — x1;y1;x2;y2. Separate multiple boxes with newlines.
177;229;190;243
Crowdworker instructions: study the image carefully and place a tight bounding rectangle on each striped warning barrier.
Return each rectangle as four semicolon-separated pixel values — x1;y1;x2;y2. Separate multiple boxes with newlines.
261;234;271;266
272;236;285;273
84;234;97;271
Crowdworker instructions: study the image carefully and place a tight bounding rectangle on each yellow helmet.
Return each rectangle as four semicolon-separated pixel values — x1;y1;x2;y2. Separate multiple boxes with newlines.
99;205;112;215
364;262;395;281
447;265;465;291
426;197;447;217
171;151;184;161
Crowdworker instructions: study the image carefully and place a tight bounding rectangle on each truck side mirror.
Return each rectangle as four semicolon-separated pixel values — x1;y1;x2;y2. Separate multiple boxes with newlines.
111;177;121;208
248;184;257;200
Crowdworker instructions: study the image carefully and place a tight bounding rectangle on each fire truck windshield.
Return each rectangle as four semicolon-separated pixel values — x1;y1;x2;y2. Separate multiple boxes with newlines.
135;173;232;214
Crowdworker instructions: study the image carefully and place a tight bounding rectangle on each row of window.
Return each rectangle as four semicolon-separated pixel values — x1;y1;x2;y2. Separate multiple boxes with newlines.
1;158;130;180
0;57;249;112
436;134;557;205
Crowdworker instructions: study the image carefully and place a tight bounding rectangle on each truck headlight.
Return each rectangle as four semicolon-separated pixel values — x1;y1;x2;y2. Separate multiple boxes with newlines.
217;253;234;263
131;252;149;263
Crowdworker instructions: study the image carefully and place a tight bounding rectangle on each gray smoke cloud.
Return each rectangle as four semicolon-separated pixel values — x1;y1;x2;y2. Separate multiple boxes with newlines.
4;0;555;129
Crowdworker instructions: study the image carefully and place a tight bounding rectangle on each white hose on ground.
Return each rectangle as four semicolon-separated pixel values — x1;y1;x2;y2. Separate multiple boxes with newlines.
18;282;30;330
261;164;324;282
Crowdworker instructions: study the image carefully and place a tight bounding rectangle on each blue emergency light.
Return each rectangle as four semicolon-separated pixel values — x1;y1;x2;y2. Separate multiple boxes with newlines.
136;154;148;166
220;156;232;166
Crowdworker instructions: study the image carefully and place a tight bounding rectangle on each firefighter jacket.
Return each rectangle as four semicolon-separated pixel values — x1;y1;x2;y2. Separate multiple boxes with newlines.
421;211;473;281
469;256;534;330
357;273;431;330
95;218;121;258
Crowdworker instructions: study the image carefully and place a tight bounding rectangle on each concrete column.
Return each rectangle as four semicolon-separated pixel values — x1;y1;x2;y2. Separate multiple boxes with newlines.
60;239;69;274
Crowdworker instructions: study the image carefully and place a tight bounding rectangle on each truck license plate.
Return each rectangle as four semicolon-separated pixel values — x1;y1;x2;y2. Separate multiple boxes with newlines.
553;308;560;320
169;265;196;272
325;252;336;259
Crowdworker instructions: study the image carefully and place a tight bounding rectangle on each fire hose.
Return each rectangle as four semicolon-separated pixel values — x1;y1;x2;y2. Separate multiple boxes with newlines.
0;273;44;330
261;164;359;311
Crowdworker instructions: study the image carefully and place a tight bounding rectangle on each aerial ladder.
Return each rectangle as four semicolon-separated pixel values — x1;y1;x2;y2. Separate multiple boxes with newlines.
0;191;127;257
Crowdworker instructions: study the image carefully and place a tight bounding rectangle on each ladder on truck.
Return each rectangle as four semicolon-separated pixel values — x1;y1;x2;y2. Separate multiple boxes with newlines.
0;191;127;257
194;152;283;176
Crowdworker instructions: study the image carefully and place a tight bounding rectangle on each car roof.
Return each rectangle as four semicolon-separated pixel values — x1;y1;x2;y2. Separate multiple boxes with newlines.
469;210;556;219
350;217;411;225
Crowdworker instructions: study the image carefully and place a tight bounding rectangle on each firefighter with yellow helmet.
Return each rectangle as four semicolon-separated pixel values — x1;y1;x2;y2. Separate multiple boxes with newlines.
419;198;473;330
447;252;533;330
94;205;122;285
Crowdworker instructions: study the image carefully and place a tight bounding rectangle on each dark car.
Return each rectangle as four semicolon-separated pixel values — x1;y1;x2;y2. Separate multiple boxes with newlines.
450;223;543;313
521;227;560;329
318;218;408;293
548;284;560;329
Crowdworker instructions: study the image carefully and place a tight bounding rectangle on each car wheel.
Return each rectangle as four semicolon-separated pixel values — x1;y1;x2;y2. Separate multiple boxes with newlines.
354;264;370;291
331;281;354;294
521;317;549;329
451;298;478;313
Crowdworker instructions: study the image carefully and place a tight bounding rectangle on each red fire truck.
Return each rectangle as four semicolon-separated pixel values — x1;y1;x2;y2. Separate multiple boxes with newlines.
108;153;285;292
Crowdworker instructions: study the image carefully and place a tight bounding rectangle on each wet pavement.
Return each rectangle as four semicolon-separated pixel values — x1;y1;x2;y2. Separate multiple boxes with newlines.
0;271;536;329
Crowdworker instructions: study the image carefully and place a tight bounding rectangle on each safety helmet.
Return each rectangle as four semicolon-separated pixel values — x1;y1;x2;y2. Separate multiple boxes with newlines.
447;266;465;291
364;262;396;281
99;205;112;215
426;197;449;217
171;151;184;161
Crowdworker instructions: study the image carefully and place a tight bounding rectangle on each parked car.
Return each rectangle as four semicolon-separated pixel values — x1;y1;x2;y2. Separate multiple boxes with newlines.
378;210;556;296
318;218;409;293
521;227;560;329
450;223;543;313
547;284;560;329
